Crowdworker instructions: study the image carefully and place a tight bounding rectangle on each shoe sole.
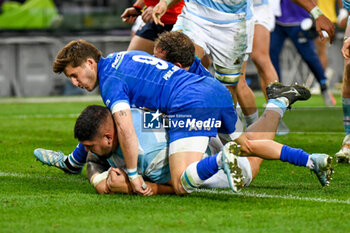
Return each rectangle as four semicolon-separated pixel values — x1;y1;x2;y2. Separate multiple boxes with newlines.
222;142;244;192
319;155;334;187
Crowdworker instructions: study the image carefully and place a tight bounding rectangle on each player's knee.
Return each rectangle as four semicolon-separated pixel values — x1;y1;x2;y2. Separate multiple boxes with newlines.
172;178;187;195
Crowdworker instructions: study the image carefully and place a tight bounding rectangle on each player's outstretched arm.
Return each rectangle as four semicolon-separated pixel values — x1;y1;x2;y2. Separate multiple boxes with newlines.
113;109;152;195
291;0;335;42
121;0;145;24
107;167;175;195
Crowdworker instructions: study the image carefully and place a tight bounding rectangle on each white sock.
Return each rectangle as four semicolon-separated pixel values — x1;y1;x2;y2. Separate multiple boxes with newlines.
180;162;203;193
244;111;259;127
216;151;223;168
306;156;314;169
266;99;287;118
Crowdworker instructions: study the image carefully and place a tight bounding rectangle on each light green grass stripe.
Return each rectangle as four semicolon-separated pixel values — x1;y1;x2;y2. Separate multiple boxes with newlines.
198;189;350;204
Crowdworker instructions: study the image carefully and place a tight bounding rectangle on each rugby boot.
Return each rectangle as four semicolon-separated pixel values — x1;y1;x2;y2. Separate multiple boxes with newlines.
310;153;334;186
221;142;244;192
266;82;311;109
34;148;82;174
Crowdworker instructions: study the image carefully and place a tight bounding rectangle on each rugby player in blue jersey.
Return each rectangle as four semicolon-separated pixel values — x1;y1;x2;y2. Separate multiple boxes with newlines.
37;40;332;195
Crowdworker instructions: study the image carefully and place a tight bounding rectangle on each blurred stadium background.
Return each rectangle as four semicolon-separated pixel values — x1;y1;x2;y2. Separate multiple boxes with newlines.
0;0;345;98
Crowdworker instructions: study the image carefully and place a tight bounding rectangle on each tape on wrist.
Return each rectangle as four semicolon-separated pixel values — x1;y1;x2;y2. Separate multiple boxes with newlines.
345;36;349;43
91;171;108;188
310;6;323;20
127;168;140;181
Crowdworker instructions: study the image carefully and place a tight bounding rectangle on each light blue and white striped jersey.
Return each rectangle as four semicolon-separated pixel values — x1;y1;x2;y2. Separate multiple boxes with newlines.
343;0;350;11
184;0;253;23
252;0;268;7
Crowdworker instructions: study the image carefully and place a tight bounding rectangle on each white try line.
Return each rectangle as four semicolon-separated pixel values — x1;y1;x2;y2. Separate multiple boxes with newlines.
0;172;86;183
198;189;350;204
0;95;102;104
0;113;80;119
1;172;348;204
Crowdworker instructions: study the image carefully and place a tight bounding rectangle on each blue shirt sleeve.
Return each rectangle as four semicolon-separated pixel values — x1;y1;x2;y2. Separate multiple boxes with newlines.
100;76;130;111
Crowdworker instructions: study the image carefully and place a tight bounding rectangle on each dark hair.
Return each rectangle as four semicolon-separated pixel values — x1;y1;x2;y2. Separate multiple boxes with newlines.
74;105;110;141
53;40;102;73
154;31;195;68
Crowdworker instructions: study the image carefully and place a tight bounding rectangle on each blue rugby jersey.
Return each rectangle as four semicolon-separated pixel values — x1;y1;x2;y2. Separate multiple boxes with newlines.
97;50;206;113
188;56;213;77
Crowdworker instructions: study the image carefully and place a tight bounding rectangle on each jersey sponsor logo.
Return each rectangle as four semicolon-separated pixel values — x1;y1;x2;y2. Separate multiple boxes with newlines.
111;52;126;70
132;55;169;70
106;99;111;107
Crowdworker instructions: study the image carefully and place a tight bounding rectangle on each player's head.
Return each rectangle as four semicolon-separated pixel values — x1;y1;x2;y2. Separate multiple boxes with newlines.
154;31;195;70
74;105;117;158
53;40;102;91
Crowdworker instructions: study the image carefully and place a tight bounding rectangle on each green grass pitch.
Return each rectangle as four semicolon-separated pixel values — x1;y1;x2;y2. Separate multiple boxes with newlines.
0;94;349;233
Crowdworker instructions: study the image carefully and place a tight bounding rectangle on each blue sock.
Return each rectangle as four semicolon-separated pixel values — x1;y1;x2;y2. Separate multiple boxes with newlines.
196;153;219;180
342;97;350;135
69;143;88;165
280;145;309;167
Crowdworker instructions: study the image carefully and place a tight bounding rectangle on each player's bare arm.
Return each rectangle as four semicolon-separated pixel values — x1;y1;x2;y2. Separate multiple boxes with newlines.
107;167;175;195
342;21;350;58
86;153;113;194
291;0;335;42
112;109;152;195
121;0;146;24
152;0;181;26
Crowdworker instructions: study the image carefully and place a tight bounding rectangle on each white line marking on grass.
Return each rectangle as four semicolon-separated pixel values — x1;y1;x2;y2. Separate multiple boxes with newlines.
0;96;102;104
0;113;80;119
198;189;350;204
0;172;86;183
2;172;349;204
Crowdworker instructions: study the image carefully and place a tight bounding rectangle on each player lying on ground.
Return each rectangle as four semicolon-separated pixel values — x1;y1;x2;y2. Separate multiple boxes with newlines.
36;40;333;195
83;107;252;194
70;105;333;195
